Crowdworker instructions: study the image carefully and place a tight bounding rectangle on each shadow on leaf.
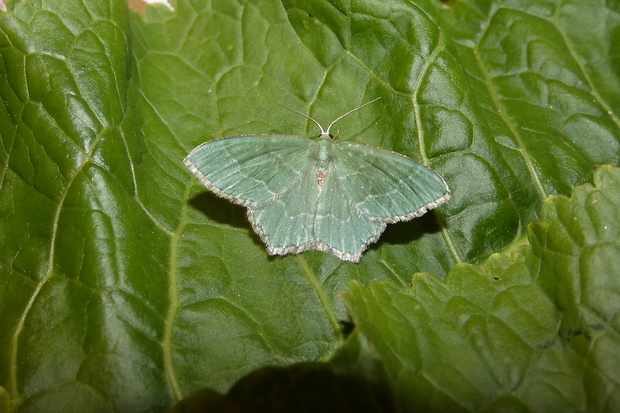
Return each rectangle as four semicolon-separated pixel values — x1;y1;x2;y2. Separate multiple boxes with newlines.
376;209;444;248
188;191;249;229
169;362;401;413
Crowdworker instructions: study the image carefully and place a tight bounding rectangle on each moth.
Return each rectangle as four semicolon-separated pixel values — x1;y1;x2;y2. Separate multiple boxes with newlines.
184;98;450;262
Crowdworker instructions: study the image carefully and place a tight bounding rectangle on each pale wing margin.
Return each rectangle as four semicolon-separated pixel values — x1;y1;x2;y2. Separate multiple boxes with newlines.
184;134;312;206
334;141;450;221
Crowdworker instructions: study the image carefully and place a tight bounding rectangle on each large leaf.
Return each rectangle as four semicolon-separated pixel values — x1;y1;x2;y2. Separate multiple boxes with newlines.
343;165;620;412
0;0;618;411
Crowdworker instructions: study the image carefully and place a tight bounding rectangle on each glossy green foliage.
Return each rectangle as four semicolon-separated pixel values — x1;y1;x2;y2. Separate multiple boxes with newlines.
344;165;620;412
0;0;618;411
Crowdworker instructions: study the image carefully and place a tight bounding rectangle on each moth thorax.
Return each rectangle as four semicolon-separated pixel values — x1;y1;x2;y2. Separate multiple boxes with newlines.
316;140;331;164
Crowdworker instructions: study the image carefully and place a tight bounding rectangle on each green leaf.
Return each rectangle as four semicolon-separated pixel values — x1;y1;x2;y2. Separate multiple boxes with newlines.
343;165;620;412
0;0;618;411
170;331;400;412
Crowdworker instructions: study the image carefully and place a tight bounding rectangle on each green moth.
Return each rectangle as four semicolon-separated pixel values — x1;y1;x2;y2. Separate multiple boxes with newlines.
184;98;450;263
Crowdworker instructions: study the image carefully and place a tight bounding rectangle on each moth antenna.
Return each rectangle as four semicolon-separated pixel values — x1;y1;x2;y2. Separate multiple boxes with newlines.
325;97;381;135
274;102;327;135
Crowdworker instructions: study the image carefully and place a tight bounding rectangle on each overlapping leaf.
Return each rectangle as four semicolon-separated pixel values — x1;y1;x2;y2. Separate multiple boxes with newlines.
344;165;620;412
